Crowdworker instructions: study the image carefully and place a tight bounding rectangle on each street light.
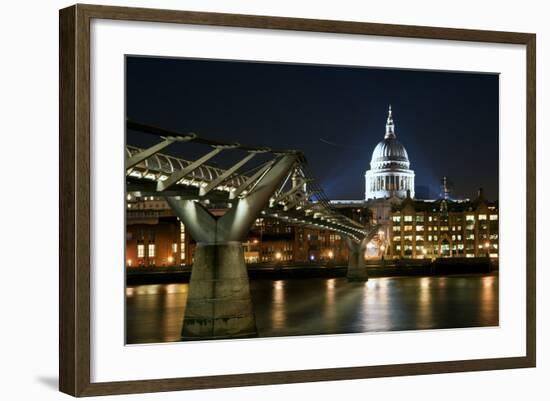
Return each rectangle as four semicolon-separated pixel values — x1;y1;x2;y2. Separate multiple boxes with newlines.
275;252;282;260
328;250;334;259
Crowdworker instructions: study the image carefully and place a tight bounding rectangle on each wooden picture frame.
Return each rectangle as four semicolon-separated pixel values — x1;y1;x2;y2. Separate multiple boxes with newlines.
59;3;536;397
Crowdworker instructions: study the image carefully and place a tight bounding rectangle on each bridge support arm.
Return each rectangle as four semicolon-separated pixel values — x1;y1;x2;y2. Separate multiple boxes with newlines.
125;139;175;170
164;198;216;244
216;153;299;242
199;152;257;196
229;159;276;199
157;147;224;192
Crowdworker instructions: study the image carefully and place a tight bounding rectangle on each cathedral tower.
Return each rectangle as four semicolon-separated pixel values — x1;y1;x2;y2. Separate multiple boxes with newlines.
365;105;415;200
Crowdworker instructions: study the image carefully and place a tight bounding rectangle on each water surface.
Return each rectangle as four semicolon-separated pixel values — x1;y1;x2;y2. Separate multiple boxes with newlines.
126;274;498;344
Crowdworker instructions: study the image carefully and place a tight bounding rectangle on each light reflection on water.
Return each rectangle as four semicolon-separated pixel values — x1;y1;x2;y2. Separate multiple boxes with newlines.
126;274;498;344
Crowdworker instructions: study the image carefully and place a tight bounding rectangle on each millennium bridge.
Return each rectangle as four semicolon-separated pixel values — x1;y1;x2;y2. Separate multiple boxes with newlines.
126;120;379;339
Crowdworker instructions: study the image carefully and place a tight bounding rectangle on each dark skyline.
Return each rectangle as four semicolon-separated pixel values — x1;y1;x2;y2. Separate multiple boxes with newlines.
126;56;499;201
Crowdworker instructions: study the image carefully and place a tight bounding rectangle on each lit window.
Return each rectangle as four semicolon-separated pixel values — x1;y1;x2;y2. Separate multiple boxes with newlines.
404;225;413;231
428;235;432;241
416;225;424;231
393;226;401;232
392;216;401;222
180;223;186;262
404;215;413;222
416;215;424;222
490;214;498;221
172;243;178;253
466;215;475;222
393;236;401;242
416;235;424;242
478;214;487;220
137;244;145;258
467;234;475;240
148;243;156;257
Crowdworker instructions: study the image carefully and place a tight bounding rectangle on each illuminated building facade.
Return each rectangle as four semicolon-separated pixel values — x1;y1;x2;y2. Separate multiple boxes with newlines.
125;196;194;267
125;195;357;267
387;189;499;259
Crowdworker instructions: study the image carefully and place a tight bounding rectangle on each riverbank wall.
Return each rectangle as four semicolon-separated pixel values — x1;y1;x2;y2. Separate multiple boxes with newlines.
126;257;497;285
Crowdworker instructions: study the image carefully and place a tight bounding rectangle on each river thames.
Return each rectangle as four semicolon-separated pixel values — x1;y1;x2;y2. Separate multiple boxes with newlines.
125;274;498;344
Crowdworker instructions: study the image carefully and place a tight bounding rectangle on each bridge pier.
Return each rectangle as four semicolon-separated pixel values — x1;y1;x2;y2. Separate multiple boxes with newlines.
164;153;299;340
346;238;368;281
182;242;256;339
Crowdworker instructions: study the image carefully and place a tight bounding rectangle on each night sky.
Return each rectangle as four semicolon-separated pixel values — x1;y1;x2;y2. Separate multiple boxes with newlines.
126;56;499;201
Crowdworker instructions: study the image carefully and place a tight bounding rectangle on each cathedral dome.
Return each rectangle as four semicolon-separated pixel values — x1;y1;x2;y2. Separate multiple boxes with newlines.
365;105;415;200
370;137;410;169
369;105;410;170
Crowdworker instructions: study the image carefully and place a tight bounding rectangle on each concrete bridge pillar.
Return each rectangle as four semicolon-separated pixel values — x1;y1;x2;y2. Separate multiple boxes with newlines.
165;153;299;340
181;242;256;339
346;238;368;281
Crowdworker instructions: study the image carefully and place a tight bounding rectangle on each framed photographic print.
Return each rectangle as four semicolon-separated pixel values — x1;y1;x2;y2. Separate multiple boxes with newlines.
59;4;536;397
